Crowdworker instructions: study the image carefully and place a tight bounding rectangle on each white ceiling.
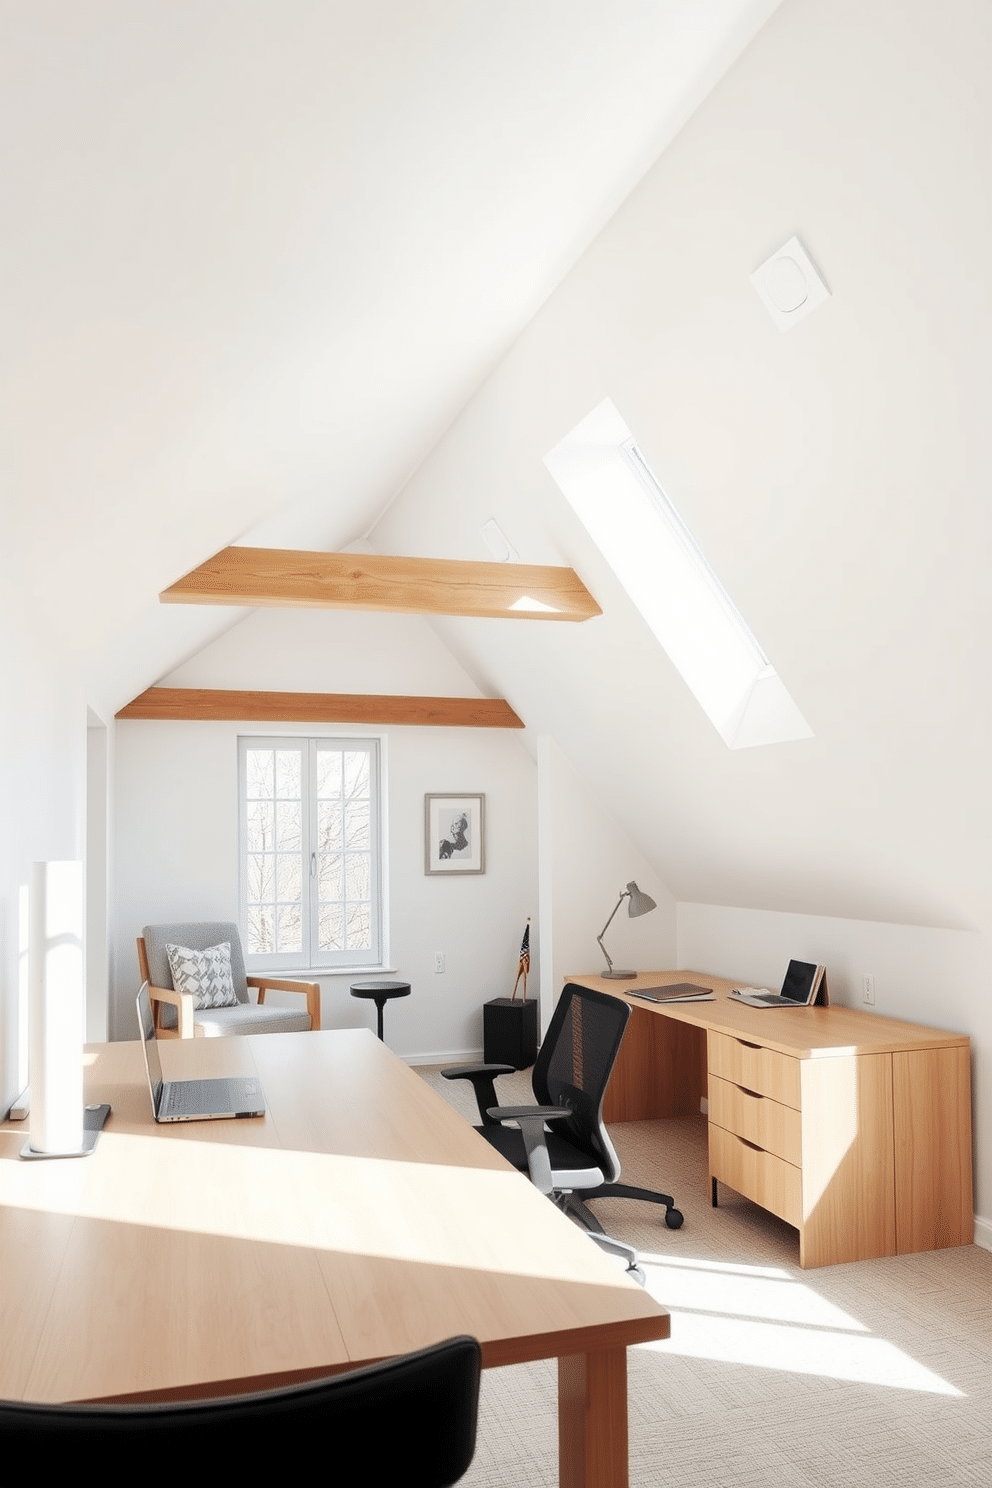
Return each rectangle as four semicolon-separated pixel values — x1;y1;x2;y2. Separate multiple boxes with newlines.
1;0;781;686
368;0;992;933
13;0;991;938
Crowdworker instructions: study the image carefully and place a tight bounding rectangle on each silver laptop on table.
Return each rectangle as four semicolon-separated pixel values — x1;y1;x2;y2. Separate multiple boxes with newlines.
137;983;266;1122
730;960;826;1009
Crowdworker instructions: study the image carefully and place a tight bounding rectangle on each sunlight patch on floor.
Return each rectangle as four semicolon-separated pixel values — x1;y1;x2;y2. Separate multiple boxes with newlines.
637;1253;963;1396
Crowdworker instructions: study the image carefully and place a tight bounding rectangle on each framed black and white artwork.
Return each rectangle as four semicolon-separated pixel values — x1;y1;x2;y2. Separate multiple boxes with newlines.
424;793;485;875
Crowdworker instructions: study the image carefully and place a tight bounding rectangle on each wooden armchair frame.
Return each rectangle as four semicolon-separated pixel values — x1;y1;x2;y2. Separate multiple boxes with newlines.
136;936;321;1040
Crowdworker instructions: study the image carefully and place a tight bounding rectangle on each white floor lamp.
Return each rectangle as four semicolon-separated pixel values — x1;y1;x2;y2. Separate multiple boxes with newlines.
23;860;108;1159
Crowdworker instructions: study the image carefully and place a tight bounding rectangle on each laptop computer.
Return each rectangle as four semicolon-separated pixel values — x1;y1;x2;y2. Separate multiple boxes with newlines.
629;982;716;1004
136;983;266;1122
730;960;826;1009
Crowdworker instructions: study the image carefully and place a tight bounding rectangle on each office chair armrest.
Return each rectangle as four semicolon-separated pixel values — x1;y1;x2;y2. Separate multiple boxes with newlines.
247;976;321;1031
441;1064;515;1126
485;1107;568;1196
486;1105;569;1122
443;1063;515;1079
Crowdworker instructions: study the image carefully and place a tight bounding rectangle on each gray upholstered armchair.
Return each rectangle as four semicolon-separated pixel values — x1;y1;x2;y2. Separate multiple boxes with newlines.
137;921;320;1039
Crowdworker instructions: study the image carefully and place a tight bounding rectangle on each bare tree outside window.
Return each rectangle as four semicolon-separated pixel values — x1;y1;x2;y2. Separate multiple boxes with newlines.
240;738;382;969
317;746;372;953
244;747;303;956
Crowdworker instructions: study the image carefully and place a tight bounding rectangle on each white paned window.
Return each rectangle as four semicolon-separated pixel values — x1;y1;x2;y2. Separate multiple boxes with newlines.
239;737;383;971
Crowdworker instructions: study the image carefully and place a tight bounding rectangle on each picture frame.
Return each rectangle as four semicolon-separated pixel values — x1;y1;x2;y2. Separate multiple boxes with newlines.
424;793;485;875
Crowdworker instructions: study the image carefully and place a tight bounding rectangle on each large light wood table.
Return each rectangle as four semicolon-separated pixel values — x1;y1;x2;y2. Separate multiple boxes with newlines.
0;1029;669;1487
571;971;973;1269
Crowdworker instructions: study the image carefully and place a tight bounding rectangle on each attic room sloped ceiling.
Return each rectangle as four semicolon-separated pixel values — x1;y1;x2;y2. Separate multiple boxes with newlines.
4;2;992;1226
374;0;992;942
0;0;783;1110
0;0;782;705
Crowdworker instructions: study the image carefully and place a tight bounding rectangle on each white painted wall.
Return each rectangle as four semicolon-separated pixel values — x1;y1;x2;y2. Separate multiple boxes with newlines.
0;615;87;1115
157;605;492;696
85;712;110;1042
373;0;992;937
538;737;676;1036
111;606;538;1059
677;902;990;1235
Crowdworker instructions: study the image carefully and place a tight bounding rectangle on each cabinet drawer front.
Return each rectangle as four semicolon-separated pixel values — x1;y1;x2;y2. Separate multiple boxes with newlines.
708;1031;801;1109
709;1075;802;1166
709;1124;802;1229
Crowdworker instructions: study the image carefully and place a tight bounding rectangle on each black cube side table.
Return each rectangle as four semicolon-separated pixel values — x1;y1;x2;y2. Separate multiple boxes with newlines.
483;997;538;1070
350;980;411;1041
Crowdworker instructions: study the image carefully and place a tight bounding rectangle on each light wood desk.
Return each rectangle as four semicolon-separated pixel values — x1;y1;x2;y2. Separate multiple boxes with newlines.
571;971;973;1269
0;1029;669;1488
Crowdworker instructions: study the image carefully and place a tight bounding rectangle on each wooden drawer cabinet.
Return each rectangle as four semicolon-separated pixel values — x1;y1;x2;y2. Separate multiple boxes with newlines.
708;1033;807;1247
893;1045;973;1252
709;1042;900;1267
708;1031;801;1108
708;1074;802;1166
708;1124;801;1228
708;1037;972;1267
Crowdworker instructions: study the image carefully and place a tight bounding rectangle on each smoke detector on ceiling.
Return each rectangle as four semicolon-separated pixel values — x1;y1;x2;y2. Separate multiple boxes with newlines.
750;235;830;332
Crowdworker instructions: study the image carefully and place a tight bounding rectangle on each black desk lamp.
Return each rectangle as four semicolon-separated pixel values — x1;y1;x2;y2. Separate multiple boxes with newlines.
597;881;657;979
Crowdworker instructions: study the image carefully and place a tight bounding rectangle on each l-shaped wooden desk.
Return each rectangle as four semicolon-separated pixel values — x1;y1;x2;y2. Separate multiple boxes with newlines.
570;971;973;1269
1;1028;669;1488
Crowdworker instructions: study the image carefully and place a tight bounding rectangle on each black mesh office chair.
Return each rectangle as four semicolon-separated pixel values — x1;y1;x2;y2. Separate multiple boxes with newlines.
444;984;682;1276
0;1335;481;1486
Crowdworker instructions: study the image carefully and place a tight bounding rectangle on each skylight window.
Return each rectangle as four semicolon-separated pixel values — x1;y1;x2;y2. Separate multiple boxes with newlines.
544;400;812;749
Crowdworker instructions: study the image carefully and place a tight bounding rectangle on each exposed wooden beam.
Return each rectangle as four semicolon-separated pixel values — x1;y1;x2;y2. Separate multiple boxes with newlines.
159;546;601;621
115;687;525;729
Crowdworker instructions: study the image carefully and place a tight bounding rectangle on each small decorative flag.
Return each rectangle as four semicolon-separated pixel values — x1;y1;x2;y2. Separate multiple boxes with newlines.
511;918;531;1002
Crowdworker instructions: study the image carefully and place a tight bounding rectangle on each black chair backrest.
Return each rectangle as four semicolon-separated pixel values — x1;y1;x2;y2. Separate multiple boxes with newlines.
532;983;631;1175
0;1335;481;1486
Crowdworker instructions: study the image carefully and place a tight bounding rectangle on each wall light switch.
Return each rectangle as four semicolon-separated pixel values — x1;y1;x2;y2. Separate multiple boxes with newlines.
434;951;445;974
862;974;875;1005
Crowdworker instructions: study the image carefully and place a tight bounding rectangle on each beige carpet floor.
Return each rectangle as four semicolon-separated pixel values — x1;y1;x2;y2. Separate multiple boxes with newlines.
418;1063;992;1487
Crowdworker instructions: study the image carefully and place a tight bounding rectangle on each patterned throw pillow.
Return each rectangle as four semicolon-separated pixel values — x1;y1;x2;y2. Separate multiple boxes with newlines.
165;941;238;1010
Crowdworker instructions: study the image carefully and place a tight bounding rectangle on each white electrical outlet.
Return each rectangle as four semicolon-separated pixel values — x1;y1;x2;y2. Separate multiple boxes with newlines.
862;974;875;1005
434;951;445;974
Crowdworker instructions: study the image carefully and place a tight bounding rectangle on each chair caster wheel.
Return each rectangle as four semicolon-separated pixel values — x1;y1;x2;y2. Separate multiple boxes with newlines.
665;1208;684;1229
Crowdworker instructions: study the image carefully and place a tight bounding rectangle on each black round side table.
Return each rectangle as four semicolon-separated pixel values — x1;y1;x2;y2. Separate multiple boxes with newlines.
350;979;411;1041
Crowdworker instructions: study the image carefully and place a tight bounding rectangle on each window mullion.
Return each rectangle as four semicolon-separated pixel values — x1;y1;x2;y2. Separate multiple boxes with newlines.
306;739;318;968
